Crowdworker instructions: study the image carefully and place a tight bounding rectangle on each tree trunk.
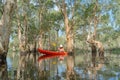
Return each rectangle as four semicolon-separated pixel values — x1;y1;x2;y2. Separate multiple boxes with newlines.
62;0;74;53
87;0;98;56
0;0;16;63
38;34;43;48
16;9;22;51
87;37;104;58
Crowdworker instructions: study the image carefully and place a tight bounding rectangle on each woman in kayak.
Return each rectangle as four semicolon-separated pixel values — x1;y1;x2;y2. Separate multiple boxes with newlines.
58;44;65;61
58;44;65;52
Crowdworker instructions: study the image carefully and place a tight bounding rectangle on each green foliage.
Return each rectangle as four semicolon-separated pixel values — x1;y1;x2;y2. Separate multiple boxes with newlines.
84;3;95;18
101;15;109;23
8;0;120;52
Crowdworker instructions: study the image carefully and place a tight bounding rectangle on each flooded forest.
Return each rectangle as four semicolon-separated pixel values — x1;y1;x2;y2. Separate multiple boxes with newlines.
0;0;120;80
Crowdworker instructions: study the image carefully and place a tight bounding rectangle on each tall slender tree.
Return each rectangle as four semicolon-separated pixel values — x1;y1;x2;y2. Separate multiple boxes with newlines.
55;0;78;53
0;0;16;63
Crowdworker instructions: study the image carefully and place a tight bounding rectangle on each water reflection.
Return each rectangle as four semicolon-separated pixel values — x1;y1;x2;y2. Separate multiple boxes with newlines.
0;63;8;80
38;54;67;80
3;51;120;80
38;54;65;61
86;56;104;80
16;52;39;80
66;52;76;80
74;51;105;80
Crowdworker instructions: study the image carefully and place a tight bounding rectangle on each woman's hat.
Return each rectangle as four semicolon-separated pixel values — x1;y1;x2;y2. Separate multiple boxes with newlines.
60;44;63;47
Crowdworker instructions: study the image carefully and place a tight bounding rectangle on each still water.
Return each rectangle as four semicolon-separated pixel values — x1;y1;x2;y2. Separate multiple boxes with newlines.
0;51;120;80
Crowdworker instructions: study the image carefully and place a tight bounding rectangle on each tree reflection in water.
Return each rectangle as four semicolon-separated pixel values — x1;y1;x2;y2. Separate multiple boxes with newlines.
84;51;104;80
5;50;120;80
38;54;67;80
0;63;8;80
66;52;76;80
0;51;105;80
14;52;68;80
86;57;104;80
16;52;42;80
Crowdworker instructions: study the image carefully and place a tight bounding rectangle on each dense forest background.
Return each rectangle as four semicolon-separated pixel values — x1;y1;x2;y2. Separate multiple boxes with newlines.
0;0;120;57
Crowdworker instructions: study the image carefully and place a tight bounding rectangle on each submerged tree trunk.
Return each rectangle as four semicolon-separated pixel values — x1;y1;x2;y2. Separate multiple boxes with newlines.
0;0;16;63
87;35;104;58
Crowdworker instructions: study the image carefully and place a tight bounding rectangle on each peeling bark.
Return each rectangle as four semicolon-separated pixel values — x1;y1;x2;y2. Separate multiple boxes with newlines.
87;34;104;58
61;0;74;53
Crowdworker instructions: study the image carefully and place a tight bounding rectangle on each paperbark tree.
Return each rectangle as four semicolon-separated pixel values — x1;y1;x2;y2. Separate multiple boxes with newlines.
87;33;104;57
56;0;76;53
63;2;73;53
0;0;16;63
86;0;104;58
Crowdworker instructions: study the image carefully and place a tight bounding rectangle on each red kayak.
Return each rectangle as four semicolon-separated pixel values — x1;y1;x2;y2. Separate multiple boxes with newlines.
38;48;67;55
